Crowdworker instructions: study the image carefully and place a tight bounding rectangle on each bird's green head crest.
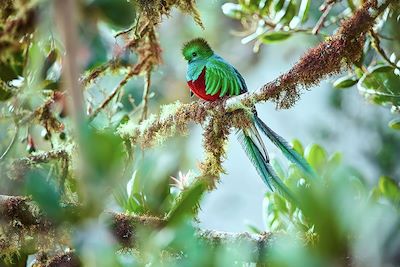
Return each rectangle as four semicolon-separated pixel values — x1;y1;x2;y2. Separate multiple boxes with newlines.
182;38;213;62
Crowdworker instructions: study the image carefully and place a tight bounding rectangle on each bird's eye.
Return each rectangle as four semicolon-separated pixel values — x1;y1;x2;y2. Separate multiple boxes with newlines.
192;52;197;57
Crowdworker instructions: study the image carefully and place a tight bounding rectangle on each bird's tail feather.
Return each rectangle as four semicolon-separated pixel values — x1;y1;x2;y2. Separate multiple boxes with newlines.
254;115;318;180
237;129;297;204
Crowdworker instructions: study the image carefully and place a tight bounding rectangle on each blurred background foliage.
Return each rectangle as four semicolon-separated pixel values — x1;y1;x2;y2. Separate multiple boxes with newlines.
0;0;399;266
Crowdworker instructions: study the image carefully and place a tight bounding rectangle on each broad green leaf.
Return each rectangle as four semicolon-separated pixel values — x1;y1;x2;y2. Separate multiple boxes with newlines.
126;170;138;198
81;127;124;179
305;144;327;170
291;139;304;156
166;179;207;226
354;67;364;78
260;31;292;43
388;118;400;130
25;169;62;220
378;176;400;204
274;193;288;214
357;65;400;108
333;75;358;89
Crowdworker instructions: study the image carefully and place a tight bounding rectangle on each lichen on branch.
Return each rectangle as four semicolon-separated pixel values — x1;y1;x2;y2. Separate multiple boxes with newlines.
119;0;393;179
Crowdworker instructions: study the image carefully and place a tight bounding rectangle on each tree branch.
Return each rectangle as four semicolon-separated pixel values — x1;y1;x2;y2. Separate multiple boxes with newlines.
225;0;393;111
120;0;394;149
88;54;152;121
0;195;272;263
54;0;83;124
8;149;68;180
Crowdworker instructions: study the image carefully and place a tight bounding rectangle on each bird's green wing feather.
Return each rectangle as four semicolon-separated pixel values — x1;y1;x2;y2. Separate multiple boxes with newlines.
205;57;243;97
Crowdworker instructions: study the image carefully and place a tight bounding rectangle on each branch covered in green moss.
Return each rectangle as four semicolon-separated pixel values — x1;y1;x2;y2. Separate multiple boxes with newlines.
119;0;393;176
226;0;395;110
8;149;69;180
0;195;273;263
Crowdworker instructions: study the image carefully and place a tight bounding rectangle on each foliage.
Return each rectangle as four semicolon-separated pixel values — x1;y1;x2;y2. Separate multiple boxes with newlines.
223;0;400;126
0;0;399;266
263;142;400;266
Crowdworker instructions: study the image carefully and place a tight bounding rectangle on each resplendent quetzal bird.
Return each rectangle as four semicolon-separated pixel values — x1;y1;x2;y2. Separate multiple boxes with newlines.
182;38;316;201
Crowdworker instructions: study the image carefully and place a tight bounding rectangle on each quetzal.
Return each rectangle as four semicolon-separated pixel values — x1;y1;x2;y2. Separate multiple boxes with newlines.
182;38;317;201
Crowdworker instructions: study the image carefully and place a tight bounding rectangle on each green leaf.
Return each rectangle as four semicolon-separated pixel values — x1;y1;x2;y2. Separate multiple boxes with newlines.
378;176;400;204
167;179;207;226
260;31;292;43
274;193;288;214
125;170;140;205
357;65;400;108
246;223;262;234
305;144;327;170
388;118;400;130
291;139;304;156
354;67;364;78
333;75;358;89
81;127;124;179
25;169;62;220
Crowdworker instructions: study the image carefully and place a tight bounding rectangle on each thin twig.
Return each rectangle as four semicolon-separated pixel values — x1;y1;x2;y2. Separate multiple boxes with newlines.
140;71;151;122
89;55;151;121
59;157;69;195
119;0;395;150
114;25;135;39
9;149;69;180
370;30;399;69
312;0;336;34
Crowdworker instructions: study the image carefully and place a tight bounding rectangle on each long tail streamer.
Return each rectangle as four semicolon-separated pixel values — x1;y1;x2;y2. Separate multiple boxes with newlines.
254;115;318;180
237;129;297;204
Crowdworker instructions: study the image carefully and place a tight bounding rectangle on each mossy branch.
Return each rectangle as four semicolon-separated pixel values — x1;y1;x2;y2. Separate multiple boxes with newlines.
0;195;272;264
225;0;393;111
8;149;69;180
119;0;393;181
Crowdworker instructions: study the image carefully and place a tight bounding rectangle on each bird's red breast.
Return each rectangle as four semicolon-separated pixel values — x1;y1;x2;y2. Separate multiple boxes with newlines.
187;68;220;101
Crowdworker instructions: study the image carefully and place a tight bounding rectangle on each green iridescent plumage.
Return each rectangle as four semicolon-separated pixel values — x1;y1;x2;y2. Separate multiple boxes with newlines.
182;38;245;97
182;38;318;203
205;56;243;97
182;38;213;61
